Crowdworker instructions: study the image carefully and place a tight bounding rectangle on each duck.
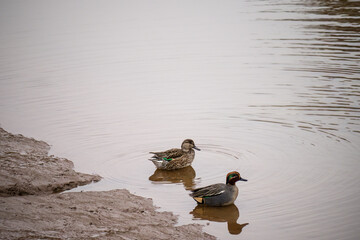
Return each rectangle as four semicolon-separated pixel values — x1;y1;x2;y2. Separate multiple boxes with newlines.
190;171;247;206
149;139;200;170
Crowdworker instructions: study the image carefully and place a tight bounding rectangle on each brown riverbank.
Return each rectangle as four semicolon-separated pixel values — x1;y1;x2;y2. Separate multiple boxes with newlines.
0;127;215;239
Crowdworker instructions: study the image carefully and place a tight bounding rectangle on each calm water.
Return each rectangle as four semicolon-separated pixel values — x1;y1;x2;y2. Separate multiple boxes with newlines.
1;0;360;239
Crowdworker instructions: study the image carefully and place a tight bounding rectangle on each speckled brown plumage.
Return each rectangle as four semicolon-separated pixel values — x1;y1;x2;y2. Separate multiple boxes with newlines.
149;139;200;170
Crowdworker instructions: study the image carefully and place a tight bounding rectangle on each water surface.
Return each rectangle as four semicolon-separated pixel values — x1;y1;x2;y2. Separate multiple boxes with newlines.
0;1;359;239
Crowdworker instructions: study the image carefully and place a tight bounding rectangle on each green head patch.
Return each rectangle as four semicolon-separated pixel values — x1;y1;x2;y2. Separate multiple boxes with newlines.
226;171;240;184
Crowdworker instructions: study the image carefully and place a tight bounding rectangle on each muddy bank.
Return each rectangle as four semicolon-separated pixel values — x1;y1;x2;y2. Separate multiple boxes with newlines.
0;127;101;196
0;128;215;239
0;189;214;240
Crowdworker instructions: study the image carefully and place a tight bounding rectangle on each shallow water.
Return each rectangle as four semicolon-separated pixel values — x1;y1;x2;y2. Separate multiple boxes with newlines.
1;0;360;239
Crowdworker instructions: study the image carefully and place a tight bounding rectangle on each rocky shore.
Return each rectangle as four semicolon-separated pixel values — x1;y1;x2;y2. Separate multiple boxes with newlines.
0;127;215;239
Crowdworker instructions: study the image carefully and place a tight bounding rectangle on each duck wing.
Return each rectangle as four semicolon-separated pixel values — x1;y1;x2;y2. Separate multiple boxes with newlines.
150;148;183;160
190;183;226;198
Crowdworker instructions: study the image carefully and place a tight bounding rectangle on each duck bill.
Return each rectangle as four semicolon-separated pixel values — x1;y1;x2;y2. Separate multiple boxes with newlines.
239;177;247;182
193;146;201;151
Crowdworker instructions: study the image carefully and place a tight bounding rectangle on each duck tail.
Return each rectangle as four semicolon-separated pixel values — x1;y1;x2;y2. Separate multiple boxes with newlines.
149;158;166;169
149;152;163;159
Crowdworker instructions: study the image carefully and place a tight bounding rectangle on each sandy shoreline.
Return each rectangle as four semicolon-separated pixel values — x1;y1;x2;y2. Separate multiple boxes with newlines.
0;127;215;239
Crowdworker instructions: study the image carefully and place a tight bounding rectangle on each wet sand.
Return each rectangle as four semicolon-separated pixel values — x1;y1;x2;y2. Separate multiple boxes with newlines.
0;127;214;239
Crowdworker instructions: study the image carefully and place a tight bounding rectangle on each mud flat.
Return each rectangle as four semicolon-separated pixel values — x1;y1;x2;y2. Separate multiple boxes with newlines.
0;127;214;240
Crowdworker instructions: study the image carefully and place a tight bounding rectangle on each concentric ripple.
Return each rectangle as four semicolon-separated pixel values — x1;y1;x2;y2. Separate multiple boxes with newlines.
0;1;359;240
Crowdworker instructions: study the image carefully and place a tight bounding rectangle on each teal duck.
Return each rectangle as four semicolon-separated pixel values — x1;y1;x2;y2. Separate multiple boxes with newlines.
149;139;200;170
190;171;247;206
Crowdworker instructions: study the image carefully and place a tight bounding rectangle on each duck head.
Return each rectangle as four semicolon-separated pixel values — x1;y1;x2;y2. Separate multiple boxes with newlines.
226;171;247;185
181;139;201;152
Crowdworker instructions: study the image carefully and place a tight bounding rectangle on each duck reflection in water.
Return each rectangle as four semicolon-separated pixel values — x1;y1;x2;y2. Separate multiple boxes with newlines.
190;204;249;235
148;166;196;190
